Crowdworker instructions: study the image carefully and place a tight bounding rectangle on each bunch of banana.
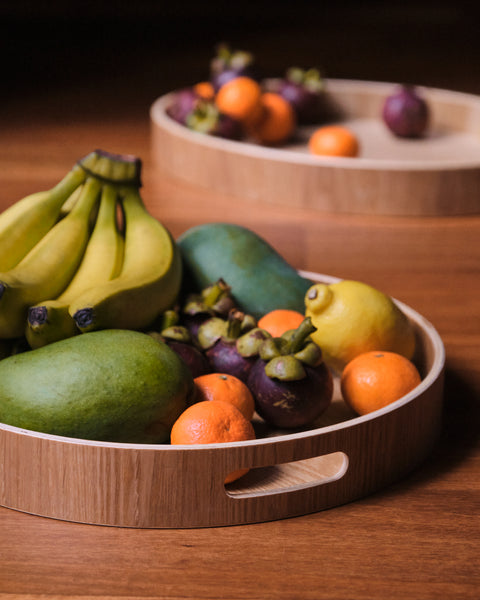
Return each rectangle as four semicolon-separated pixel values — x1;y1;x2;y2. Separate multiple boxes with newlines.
0;177;102;338
0;149;182;346
26;184;124;348
0;164;87;272
69;185;182;333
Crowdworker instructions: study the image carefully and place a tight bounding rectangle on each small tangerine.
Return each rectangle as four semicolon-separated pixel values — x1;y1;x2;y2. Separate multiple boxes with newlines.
250;92;296;144
340;350;421;415
215;76;264;127
193;81;215;100
309;125;359;157
257;309;305;338
170;400;255;483
193;372;255;420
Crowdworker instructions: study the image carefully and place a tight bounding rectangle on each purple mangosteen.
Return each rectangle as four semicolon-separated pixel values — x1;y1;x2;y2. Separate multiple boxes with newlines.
210;43;256;91
149;310;210;379
197;309;271;383
382;84;430;138
166;87;202;126
182;278;237;340
247;317;333;429
186;100;243;140
275;67;325;125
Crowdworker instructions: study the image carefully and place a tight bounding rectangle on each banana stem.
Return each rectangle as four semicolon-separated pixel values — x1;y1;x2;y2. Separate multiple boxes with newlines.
78;150;142;187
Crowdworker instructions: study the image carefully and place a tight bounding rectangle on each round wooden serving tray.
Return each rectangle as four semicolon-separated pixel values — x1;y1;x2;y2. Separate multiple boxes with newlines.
150;79;480;216
0;273;445;528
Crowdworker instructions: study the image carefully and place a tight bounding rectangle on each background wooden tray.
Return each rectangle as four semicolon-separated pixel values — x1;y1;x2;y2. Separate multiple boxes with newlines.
0;273;445;528
150;79;480;216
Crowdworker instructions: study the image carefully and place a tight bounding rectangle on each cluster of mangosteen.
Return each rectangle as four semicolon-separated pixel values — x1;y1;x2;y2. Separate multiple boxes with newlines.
167;43;430;143
166;43;329;141
149;278;333;430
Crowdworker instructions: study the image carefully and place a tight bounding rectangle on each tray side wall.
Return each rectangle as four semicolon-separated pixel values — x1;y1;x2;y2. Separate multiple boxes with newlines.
0;370;443;528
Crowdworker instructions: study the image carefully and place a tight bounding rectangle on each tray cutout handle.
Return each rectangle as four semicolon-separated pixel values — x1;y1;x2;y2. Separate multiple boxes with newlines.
225;451;349;499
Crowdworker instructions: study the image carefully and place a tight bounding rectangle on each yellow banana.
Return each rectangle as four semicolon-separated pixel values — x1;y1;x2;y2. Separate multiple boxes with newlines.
26;183;124;348
69;185;182;333
0;177;101;338
0;164;86;272
58;184;84;218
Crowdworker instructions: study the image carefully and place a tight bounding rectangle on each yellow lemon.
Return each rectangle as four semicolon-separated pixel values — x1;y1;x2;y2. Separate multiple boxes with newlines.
304;280;416;373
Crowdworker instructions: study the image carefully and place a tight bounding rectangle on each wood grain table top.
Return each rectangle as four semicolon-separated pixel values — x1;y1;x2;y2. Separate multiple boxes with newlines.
0;6;479;598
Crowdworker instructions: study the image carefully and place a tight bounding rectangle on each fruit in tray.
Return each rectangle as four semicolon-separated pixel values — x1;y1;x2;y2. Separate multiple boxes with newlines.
257;308;305;338
341;350;421;415
170;399;256;483
382;84;430;138
308;125;360;158
193;372;255;421
0;329;193;443
0;150;182;343
196;309;270;384
26;182;124;349
0;151;419;448
148;309;211;380
180;277;236;338
0;175;102;339
166;44;432;153
249;92;296;145
270;66;326;125
305;279;416;373
247;317;334;429
185;99;244;140
215;76;265;129
209;43;257;92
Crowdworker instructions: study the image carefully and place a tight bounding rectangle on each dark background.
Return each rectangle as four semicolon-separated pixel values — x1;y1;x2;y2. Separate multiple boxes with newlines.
1;0;479;111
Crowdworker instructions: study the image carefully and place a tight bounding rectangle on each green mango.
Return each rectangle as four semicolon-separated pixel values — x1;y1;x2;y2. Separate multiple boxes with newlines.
0;329;193;443
177;223;312;319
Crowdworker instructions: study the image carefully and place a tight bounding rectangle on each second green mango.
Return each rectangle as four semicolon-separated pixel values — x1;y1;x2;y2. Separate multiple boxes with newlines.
177;223;312;320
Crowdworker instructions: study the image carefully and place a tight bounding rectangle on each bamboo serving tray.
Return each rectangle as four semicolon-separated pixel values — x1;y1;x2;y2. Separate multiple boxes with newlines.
0;273;445;528
150;79;480;216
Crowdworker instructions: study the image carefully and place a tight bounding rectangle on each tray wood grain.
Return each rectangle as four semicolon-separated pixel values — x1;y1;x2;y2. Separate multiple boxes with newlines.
0;273;445;528
150;79;480;216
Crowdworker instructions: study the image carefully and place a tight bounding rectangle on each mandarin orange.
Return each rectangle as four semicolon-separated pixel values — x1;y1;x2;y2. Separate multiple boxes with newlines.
308;125;359;157
251;92;296;144
193;81;215;100
215;76;263;127
257;309;305;338
340;350;421;415
193;372;255;420
170;400;255;483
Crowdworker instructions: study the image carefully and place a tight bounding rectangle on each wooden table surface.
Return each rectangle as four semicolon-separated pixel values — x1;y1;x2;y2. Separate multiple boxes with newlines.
1;4;479;598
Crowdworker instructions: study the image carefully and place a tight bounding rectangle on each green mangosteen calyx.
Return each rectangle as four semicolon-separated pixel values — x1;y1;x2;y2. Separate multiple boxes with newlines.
148;309;193;345
197;309;267;356
183;278;236;320
259;317;323;381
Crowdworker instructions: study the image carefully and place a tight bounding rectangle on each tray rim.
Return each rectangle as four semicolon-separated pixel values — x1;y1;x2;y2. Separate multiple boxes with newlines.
0;271;446;451
150;78;480;172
